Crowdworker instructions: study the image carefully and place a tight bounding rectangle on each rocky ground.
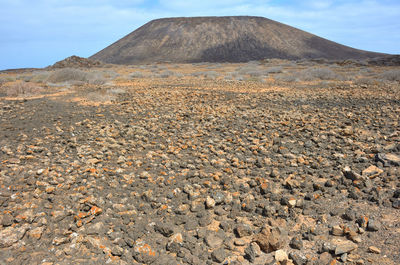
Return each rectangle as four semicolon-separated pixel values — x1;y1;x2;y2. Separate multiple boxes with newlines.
0;63;399;265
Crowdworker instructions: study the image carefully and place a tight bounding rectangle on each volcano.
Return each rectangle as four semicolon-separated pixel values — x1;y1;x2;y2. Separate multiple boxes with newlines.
90;16;384;64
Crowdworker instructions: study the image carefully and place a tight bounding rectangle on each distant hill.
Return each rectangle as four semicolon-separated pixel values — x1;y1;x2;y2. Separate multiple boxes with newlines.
90;16;386;64
49;56;102;69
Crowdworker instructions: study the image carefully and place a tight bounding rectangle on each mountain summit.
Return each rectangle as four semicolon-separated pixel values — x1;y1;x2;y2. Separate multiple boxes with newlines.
90;16;384;64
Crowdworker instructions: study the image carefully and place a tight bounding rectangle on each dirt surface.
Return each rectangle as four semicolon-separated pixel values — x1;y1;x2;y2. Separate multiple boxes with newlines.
0;62;399;265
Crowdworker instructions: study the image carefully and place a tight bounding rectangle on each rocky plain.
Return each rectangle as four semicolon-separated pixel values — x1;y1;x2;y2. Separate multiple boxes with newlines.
0;58;399;264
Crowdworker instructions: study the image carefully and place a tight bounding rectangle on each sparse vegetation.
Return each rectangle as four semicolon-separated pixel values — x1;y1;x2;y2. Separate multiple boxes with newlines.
3;81;43;97
265;66;283;73
354;77;377;86
298;67;338;81
190;71;219;79
107;88;126;95
273;67;345;82
47;68;91;83
274;73;298;82
203;71;219;79
235;64;283;78
159;70;175;78
379;70;400;81
191;72;203;77
130;71;145;78
30;71;51;83
46;68;117;85
0;75;16;83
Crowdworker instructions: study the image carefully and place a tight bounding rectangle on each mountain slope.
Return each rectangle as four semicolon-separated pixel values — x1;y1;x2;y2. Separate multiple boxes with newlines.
91;16;385;64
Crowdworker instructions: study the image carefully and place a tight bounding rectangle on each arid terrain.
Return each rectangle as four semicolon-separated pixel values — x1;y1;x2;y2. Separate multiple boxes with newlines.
0;57;399;265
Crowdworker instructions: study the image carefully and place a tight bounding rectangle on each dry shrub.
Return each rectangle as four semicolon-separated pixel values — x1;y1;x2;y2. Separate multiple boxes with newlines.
46;68;116;85
107;88;126;95
0;76;6;86
379;70;400;81
47;68;89;83
354;77;377;86
86;91;116;103
224;74;235;80
204;71;219;79
246;70;266;77
88;71;109;85
299;67;338;81
191;72;204;77
236;63;282;77
130;71;145;78
274;73;298;82
29;71;51;83
274;67;339;82
0;76;16;83
190;71;219;79
4;81;43;97
159;70;175;78
265;66;283;73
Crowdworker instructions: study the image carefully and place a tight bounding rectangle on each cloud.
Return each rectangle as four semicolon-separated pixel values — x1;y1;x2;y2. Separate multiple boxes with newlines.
157;0;251;11
0;0;399;69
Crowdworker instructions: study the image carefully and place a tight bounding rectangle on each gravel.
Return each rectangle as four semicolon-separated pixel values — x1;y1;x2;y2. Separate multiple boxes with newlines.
0;64;399;264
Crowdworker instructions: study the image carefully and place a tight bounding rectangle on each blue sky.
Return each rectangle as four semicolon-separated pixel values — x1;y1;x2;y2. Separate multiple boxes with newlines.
0;0;399;70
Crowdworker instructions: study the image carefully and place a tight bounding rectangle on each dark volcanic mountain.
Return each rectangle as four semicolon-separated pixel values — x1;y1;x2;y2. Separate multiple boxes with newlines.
90;16;384;64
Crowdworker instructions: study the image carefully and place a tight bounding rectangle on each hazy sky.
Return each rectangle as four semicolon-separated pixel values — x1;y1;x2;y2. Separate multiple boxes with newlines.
1;0;399;70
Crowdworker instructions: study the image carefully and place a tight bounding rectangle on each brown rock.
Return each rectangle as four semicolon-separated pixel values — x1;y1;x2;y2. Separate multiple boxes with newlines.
52;236;69;246
133;239;158;264
89;206;103;216
205;233;223;248
334;240;358;255
362;165;383;178
254;225;288;253
235;224;253;238
15;209;35;223
385;154;400;165
342;126;354;136
8;158;21;164
234;238;246;246
331;225;344;236
0;224;30;248
343;166;361;181
318;252;334;265
275;249;288;262
0;213;14;227
45;186;56;194
205;196;216;209
368;246;381;254
28;226;45;240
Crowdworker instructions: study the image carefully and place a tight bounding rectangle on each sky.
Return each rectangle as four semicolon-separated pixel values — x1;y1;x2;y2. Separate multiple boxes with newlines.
0;0;399;70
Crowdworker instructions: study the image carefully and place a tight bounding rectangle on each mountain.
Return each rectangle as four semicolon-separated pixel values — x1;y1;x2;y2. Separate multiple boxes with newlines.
90;16;385;64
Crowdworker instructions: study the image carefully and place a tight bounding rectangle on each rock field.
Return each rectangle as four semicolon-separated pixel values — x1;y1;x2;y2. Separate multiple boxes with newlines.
0;63;399;265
